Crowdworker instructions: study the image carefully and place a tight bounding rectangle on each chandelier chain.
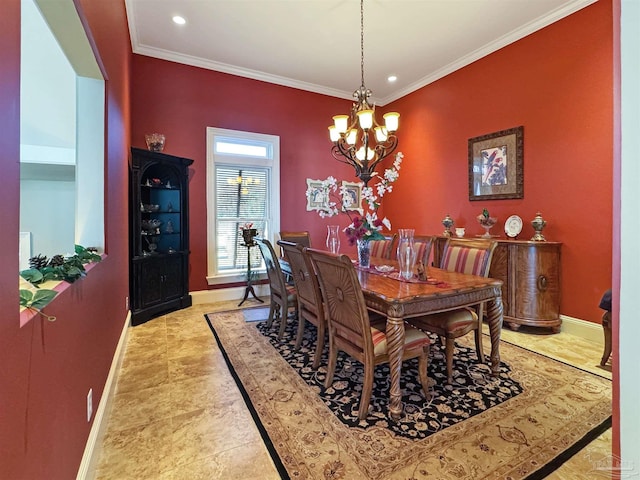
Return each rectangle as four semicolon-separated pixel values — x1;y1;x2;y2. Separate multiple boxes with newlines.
360;0;365;88
327;0;399;186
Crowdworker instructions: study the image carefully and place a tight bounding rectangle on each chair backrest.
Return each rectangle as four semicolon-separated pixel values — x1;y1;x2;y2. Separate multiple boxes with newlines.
277;240;323;317
306;248;374;357
440;238;497;277
369;234;398;259
255;238;289;298
279;231;312;260
390;234;434;266
279;231;311;248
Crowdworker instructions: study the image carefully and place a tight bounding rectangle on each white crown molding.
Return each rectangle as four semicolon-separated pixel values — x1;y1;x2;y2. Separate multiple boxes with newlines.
125;0;596;106
132;45;355;101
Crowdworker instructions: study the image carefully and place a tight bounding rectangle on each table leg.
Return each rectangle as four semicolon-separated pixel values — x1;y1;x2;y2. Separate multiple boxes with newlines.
386;315;405;421
486;290;504;376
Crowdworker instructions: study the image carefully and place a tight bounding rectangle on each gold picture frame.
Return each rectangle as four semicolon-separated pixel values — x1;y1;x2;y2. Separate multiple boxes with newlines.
468;126;524;201
341;181;363;214
306;178;328;211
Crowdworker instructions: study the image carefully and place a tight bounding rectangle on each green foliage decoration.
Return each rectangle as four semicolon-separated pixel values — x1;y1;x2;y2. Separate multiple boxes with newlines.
19;244;102;316
21;245;101;286
19;289;58;321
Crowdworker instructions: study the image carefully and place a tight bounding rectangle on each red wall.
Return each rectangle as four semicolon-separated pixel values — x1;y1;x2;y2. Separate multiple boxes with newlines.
0;1;131;478
386;0;613;322
132;1;612;323
130;58;357;291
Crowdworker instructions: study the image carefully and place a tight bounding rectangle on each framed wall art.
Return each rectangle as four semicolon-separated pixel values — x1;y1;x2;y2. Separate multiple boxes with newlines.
468;126;524;201
306;178;328;211
341;181;363;213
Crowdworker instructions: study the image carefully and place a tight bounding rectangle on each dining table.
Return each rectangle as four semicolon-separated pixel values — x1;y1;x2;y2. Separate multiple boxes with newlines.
279;254;504;421
357;257;504;420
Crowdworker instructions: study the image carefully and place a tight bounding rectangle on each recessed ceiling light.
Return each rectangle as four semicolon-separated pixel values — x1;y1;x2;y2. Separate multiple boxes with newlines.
387;75;397;83
172;16;186;25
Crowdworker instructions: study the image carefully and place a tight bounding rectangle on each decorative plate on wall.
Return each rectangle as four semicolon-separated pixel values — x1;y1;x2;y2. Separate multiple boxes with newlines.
505;215;523;238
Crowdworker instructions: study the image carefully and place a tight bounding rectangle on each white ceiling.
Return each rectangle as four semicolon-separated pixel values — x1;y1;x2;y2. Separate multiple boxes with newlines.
125;0;596;105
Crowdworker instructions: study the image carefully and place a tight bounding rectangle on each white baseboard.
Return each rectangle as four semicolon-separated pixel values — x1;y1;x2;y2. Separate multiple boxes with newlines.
76;311;130;480
190;285;270;305
560;314;605;347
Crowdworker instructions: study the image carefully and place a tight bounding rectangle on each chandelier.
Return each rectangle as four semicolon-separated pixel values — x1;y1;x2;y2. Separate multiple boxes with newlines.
328;0;400;186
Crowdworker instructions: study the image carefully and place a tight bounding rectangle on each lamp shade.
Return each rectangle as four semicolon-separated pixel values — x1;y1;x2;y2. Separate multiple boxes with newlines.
346;129;357;145
357;110;374;130
374;126;388;142
328;126;340;142
333;115;349;133
383;112;400;132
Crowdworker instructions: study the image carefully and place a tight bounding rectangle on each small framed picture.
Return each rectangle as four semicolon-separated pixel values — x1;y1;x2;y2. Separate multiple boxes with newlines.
306;179;328;211
468;126;524;201
341;181;363;213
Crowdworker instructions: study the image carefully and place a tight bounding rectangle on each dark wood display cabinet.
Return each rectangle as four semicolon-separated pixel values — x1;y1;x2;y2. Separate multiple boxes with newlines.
434;237;562;332
129;147;193;325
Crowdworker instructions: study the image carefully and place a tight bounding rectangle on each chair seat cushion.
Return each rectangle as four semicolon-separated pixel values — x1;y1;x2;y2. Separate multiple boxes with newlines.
411;308;478;336
370;320;431;356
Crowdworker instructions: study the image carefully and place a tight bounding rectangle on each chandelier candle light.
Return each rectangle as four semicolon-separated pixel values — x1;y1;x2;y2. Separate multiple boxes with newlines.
328;0;400;186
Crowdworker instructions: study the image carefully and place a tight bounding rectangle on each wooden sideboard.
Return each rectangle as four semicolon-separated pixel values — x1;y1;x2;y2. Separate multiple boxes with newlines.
434;237;562;333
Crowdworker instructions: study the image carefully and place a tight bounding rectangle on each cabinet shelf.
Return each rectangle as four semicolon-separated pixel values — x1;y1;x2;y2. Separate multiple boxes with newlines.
129;147;193;326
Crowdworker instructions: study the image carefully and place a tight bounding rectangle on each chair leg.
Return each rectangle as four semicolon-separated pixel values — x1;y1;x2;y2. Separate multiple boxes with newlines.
312;322;326;369
324;341;338;388
358;363;375;420
445;338;455;384
475;304;485;363
277;300;288;339
474;328;485;364
417;344;431;400
265;300;276;328
294;313;305;350
600;311;612;367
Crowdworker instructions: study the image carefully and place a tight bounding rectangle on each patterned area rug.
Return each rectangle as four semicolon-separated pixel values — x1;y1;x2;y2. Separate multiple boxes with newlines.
205;310;611;480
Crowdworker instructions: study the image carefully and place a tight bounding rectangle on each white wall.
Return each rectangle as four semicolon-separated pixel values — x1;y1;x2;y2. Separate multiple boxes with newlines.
619;0;640;472
20;179;75;257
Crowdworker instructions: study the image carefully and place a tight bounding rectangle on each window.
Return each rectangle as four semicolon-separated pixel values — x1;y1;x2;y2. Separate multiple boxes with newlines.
206;128;280;284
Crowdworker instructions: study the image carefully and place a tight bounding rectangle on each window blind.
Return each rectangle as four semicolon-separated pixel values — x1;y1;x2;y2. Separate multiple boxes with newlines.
215;166;268;271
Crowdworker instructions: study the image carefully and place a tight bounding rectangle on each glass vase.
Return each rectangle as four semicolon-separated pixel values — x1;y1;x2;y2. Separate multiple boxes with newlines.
357;238;371;268
326;225;341;254
397;229;417;279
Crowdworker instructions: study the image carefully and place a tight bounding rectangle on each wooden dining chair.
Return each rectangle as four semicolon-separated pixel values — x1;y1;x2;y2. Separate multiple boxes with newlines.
279;231;311;283
306;247;431;420
369;233;397;260
408;238;497;384
255;238;297;339
277;240;326;368
279;231;311;254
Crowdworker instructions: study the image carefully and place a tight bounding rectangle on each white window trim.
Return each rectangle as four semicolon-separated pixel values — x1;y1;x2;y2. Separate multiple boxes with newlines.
205;127;280;285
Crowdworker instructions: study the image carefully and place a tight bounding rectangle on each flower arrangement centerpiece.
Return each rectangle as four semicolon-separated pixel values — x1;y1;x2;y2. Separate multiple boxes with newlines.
477;208;498;238
305;153;403;266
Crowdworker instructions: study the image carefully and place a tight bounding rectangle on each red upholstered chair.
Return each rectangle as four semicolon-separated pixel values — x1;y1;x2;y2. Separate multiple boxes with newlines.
306;247;431;420
369;234;397;260
255;238;297;339
408;238;497;384
277;240;326;368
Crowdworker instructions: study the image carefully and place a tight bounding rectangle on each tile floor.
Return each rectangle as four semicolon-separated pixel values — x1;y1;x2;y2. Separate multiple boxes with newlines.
93;299;612;479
